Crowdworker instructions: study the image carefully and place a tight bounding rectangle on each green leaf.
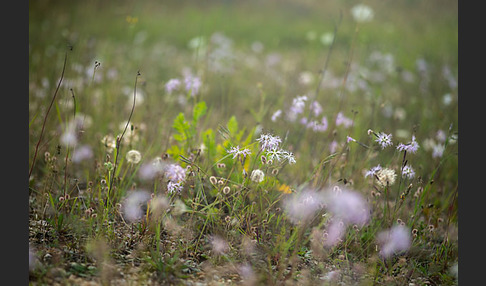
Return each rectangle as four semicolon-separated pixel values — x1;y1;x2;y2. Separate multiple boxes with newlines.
173;113;190;142
193;101;207;123
227;115;238;136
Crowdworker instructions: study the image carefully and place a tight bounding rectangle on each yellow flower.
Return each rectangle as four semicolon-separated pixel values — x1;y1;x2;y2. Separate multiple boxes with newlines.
126;16;138;24
278;184;292;194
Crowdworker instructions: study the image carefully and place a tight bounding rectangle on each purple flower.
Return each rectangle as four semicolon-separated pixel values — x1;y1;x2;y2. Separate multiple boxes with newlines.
336;112;353;128
184;76;202;96
401;165;415;179
347;136;356;143
287;95;308;122
396;135;419;153
310;101;323;117
375;132;393;149
165;78;181;94
432;144;445;158
365;164;382;178
271;109;282;122
167;181;184;194
227;146;252;160
256;133;282;151
165;163;186;183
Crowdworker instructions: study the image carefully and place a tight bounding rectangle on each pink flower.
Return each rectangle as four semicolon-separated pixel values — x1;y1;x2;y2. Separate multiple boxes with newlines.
377;225;412;258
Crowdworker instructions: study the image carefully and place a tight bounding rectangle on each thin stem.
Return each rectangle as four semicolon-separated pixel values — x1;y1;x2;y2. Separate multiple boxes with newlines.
108;71;140;198
29;47;70;180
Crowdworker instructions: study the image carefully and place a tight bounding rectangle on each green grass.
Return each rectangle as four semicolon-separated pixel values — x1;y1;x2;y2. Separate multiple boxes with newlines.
29;0;458;285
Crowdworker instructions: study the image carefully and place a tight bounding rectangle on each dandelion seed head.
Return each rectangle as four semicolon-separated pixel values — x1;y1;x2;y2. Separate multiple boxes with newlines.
376;168;397;188
126;149;142;164
351;4;374;23
250;169;265;183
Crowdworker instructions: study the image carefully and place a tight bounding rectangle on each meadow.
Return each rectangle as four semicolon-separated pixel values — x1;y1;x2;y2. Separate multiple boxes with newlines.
29;0;458;285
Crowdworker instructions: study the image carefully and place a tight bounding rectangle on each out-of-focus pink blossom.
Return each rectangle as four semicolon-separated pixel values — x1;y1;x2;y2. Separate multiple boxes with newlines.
377;225;412;258
325;186;370;226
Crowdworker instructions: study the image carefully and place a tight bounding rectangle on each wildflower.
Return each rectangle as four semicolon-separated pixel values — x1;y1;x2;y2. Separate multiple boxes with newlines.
287;95;308;122
72;145;93;163
329;140;339;153
401;165;415;179
209;176;218;185
101;134;117;153
324;220;346;248
238;264;257;285
250;169;265;183
165;163;186;183
184;75;202;96
396;135;419;153
265;148;283;162
165;78;181;94
347;136;356;143
320;32;334;46
278;184;292;194
227;146;252;160
351;4;374;23
299;71;315;86
283;188;325;224
375;168;397;188
126;150;142;164
167;181;183;194
210;235;229;255
60;129;77;147
325;186;370;226
375;132;393;149
310;101;323;116
336;112;353;128
365;164;382;178
122;190;151;223
283;151;296;164
271;109;282;122
222;186;231;194
377;225;412;258
432;144;445;158
138;157;166;180
256;133;282;151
